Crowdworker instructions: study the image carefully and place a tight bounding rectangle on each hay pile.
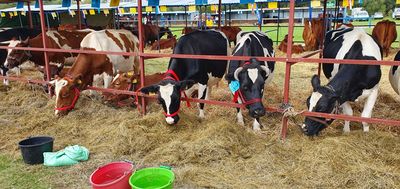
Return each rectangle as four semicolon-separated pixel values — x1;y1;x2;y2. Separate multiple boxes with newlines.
0;49;399;188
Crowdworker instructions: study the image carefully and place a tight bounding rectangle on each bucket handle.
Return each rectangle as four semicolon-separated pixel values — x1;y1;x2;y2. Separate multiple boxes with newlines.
159;165;172;170
123;160;135;175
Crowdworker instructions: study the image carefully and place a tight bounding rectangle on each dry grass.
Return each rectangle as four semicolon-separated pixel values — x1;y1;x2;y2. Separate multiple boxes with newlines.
0;48;399;188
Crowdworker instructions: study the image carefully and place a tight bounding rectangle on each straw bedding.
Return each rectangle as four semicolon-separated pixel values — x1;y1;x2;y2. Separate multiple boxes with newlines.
0;48;399;188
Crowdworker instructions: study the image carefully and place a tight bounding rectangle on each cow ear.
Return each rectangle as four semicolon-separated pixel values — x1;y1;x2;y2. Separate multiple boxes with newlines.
178;80;195;90
72;75;83;88
311;75;320;91
22;37;29;44
140;85;159;94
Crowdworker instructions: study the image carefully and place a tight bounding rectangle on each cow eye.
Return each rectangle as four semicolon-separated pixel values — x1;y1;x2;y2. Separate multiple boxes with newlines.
61;93;70;98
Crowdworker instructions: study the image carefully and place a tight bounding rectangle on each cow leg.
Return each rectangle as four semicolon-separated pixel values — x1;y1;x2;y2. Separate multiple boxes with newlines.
361;87;379;132
1;69;9;85
103;73;113;88
236;108;245;126
340;102;353;133
253;118;261;131
197;83;207;119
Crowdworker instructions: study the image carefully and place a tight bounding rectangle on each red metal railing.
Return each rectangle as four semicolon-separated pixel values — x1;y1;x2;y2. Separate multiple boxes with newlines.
1;0;400;141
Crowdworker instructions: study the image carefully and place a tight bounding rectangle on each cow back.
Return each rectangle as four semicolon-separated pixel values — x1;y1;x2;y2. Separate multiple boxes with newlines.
168;30;228;82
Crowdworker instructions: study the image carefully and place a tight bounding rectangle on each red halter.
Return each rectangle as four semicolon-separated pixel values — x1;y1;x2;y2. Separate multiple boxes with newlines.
54;87;80;111
162;69;191;117
232;61;263;107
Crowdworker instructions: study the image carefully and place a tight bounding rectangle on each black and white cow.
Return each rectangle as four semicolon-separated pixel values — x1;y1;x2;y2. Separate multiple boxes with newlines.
0;28;40;85
304;28;382;136
226;31;275;130
389;51;400;95
140;30;229;125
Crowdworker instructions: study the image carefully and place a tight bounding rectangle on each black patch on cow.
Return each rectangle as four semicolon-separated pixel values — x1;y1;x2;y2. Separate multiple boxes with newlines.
393;51;400;75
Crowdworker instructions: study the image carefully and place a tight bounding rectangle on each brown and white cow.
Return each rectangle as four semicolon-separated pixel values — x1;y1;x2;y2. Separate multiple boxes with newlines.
150;35;177;50
372;20;397;57
50;29;139;116
5;30;92;78
103;72;164;107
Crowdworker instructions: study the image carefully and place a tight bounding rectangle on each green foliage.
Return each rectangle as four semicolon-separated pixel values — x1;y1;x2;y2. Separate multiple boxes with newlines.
364;0;395;16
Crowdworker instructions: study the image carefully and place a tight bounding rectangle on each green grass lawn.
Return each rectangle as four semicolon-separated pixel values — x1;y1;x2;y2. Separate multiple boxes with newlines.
0;155;53;189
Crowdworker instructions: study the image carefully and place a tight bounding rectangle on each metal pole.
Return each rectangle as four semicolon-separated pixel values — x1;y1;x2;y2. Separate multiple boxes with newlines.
281;0;296;141
318;0;328;77
38;0;51;94
218;0;222;29
77;0;82;29
185;6;187;28
276;2;280;45
259;3;262;31
138;0;146;114
229;4;231;26
27;1;33;28
224;5;227;26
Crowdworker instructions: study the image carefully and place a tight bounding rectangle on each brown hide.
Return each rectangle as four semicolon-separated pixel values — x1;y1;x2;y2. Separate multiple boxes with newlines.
278;34;304;54
302;19;318;51
150;36;177;50
220;26;242;47
372;20;397;57
103;72;165;106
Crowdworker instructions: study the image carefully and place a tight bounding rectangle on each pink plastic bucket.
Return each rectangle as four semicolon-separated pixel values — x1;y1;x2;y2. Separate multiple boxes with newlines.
90;161;134;189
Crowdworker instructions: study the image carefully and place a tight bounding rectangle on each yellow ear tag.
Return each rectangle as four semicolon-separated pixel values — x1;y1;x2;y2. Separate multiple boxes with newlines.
77;80;82;84
127;71;134;77
149;92;156;96
131;79;137;84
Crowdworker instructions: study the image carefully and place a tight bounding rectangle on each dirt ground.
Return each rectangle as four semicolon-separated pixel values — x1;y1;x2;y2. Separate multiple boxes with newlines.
0;47;399;188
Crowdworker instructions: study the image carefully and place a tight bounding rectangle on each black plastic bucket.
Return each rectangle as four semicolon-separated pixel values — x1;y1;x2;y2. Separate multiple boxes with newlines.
18;136;54;165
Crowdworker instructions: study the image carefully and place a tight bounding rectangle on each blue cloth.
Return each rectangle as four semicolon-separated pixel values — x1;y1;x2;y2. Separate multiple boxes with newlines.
16;1;24;9
229;80;240;93
149;0;160;6
195;0;208;5
240;0;254;4
35;0;39;8
91;0;100;8
62;0;71;8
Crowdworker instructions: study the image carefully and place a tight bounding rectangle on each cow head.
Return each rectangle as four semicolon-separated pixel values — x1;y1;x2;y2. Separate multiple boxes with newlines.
49;76;82;117
5;37;31;69
140;79;195;125
233;58;270;118
103;71;137;106
303;75;341;136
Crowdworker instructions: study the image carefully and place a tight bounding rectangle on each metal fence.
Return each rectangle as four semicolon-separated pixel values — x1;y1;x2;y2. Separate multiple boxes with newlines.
0;0;399;140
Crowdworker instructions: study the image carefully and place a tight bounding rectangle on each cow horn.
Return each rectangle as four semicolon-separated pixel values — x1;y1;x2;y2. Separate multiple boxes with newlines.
234;67;243;81
261;66;270;77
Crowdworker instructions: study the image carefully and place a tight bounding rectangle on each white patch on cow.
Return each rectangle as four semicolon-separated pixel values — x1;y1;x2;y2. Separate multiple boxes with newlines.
336;28;382;61
360;84;379;132
309;92;322;112
64;57;76;64
389;66;400;95
53;79;68;115
80;30;139;74
46;31;72;50
253;119;261;131
247;68;258;84
112;74;120;83
330;64;340;79
197;83;207;118
159;83;174;117
199;109;205;119
4;40;21;67
341;102;353;132
103;73;113;88
237;109;245;126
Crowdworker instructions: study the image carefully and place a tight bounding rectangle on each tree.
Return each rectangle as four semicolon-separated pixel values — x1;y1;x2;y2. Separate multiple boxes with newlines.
363;0;395;17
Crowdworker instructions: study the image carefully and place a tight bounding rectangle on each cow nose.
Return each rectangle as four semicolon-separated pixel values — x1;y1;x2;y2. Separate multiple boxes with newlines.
254;108;265;117
165;117;175;125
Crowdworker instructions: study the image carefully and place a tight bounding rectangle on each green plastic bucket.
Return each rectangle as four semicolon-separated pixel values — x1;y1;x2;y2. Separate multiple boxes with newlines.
129;166;174;189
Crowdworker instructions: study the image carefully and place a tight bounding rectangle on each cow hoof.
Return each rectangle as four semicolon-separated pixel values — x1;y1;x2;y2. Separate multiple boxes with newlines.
363;126;369;132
